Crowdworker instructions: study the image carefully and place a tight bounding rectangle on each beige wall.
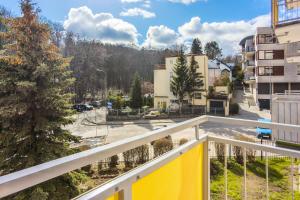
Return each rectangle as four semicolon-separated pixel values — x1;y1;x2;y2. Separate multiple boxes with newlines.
154;55;208;109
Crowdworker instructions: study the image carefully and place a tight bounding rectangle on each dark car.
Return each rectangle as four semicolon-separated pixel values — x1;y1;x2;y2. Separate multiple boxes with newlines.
90;101;101;108
73;104;93;112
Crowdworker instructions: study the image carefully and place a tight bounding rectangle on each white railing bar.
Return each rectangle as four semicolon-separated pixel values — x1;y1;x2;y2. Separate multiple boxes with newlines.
0;116;208;198
75;136;207;200
207;116;300;132
208;136;300;158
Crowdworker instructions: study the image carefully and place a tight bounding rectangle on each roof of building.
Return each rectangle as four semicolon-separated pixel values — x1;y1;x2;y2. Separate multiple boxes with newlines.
208;59;231;72
154;64;166;70
239;35;254;46
225;63;236;70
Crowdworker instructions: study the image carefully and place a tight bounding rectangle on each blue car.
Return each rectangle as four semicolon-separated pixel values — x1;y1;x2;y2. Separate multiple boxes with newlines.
256;118;272;139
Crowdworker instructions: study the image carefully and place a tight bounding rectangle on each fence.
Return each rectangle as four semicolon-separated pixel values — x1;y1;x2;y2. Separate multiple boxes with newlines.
107;106;208;121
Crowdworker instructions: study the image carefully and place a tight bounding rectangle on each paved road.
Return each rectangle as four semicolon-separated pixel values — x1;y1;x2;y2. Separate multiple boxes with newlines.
65;91;272;146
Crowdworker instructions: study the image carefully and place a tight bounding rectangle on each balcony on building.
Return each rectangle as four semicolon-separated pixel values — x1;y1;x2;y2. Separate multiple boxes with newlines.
1;116;300;200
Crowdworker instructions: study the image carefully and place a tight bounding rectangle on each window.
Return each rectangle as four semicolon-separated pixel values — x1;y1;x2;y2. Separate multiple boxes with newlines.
257;34;277;44
257;50;284;60
194;93;202;99
258;66;284;76
273;50;284;59
297;65;300;75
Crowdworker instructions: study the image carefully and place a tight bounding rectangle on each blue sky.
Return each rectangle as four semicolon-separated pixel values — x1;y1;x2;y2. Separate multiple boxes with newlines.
0;0;271;54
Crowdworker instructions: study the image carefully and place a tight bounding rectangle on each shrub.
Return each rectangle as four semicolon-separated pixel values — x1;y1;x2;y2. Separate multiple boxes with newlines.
215;143;225;163
210;159;224;177
229;103;239;115
81;164;93;175
233;145;244;165
179;138;188;145
135;145;149;165
123;149;136;169
109;155;119;169
235;135;256;163
153;138;173;157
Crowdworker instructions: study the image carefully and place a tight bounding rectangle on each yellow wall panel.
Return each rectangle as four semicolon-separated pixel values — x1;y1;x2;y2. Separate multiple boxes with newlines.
106;193;119;200
132;143;203;200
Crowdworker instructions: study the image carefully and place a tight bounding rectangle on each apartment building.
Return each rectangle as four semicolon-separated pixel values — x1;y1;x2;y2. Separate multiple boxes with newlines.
154;55;208;110
240;26;300;110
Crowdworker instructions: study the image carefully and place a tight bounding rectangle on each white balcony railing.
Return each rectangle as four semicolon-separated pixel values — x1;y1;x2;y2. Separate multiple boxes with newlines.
1;116;300;199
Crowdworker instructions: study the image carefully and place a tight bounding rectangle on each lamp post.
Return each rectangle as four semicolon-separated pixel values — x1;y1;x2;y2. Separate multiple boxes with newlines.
96;69;107;105
96;69;107;138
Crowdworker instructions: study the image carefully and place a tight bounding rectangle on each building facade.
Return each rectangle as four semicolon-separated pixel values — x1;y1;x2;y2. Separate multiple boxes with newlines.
154;55;208;110
208;59;232;86
240;27;300;110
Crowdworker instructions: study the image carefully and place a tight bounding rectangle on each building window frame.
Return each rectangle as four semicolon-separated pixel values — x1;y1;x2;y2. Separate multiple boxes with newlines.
257;34;277;44
257;50;284;60
258;66;284;76
297;65;300;75
194;93;202;99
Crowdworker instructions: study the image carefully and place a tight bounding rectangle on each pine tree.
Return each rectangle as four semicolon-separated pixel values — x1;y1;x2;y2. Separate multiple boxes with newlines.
204;41;222;59
188;56;204;105
190;38;203;54
170;47;190;114
130;72;143;109
0;1;85;198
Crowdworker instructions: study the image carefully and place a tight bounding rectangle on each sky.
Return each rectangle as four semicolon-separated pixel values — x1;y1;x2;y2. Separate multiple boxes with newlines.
0;0;271;55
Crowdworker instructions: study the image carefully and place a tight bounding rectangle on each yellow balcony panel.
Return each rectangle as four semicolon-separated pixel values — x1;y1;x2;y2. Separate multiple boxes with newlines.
132;143;204;200
106;193;120;200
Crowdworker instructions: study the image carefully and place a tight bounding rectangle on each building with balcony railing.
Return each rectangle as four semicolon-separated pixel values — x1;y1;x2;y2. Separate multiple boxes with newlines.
1;116;300;199
240;26;300;110
272;0;300;63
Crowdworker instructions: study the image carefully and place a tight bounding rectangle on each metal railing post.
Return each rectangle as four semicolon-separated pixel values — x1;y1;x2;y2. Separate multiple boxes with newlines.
243;147;247;200
195;125;200;140
120;185;132;200
292;158;295;200
266;152;269;200
225;144;228;200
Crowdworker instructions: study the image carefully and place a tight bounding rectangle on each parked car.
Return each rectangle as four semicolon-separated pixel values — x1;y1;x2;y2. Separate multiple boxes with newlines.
256;118;272;139
73;104;94;112
90;101;101;108
84;104;94;111
143;111;160;119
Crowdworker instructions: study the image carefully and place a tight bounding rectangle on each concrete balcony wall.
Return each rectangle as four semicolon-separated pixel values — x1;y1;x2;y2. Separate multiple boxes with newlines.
257;63;300;83
256;59;285;67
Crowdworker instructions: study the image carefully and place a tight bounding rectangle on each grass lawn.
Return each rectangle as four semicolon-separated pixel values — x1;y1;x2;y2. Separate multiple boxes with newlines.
210;158;300;200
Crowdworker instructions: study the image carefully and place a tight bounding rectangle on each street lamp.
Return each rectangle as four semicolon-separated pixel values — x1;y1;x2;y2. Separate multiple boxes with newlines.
96;69;107;138
96;69;107;105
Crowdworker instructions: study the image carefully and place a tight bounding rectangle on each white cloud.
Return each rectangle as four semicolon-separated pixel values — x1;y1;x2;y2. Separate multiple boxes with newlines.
143;25;179;48
64;6;138;45
121;0;151;8
120;8;156;18
177;14;270;54
121;0;144;2
168;0;203;5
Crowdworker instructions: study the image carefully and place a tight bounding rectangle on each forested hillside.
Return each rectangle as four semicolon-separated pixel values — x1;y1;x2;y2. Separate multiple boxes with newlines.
63;32;177;102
